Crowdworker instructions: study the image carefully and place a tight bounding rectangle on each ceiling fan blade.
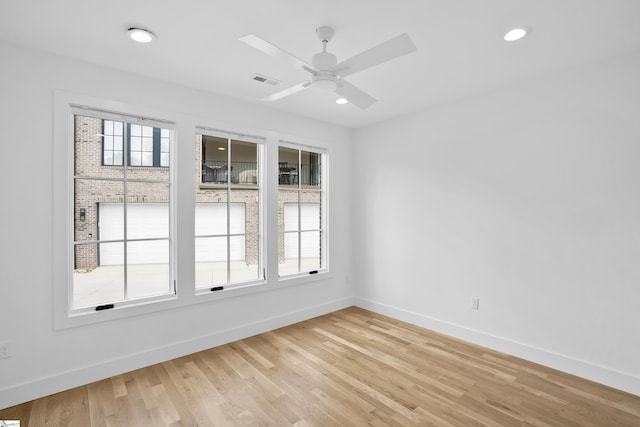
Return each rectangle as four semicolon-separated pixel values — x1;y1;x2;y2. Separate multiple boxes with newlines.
262;81;311;101
239;34;317;74
333;33;417;78
335;79;377;109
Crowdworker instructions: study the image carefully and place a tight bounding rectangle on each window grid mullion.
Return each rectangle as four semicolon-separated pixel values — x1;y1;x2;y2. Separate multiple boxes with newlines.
123;121;129;300
297;149;302;274
226;137;232;284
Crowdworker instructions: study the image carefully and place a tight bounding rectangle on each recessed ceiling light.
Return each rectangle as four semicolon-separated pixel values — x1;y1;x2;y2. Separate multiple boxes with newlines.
127;27;156;43
504;27;529;42
336;98;348;105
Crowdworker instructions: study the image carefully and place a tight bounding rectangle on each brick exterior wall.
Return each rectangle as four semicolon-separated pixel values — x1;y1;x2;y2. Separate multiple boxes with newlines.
74;117;260;270
74;116;322;273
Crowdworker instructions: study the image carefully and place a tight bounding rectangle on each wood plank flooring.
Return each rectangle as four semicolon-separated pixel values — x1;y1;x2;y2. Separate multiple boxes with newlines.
2;307;639;426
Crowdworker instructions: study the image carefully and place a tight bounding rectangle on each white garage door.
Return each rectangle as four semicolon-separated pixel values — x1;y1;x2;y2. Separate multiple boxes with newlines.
284;203;320;258
195;203;245;262
99;203;169;265
99;203;245;266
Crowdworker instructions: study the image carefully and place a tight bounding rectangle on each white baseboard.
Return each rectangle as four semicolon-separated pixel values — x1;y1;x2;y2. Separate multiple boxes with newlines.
354;297;640;397
0;297;354;409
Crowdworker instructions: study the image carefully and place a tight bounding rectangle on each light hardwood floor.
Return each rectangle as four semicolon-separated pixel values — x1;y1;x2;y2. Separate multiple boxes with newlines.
2;307;639;426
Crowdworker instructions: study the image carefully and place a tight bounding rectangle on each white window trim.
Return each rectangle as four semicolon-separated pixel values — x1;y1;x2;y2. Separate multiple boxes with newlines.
277;140;330;279
194;126;266;293
53;91;331;330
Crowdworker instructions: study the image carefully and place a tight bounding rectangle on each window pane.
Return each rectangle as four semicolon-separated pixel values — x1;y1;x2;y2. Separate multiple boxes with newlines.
130;124;141;136
103;151;113;165
300;200;320;231
300;230;321;268
230;234;260;283
278;146;298;186
130;151;141;166
74;179;124;242
126;240;171;299
195;236;228;263
234;233;260;279
160;153;169;167
284;230;299;259
130;136;141;151
229;191;252;235
196;201;229;237
113;151;123;166
301;150;321;186
201;135;228;183
231;139;257;185
73;242;125;308
195;236;228;288
104;136;114;150
279;191;298;232
142;137;153;152
278;231;299;276
126;202;169;240
142;125;153;137
142;152;153;166
96;202;125;242
283;202;321;232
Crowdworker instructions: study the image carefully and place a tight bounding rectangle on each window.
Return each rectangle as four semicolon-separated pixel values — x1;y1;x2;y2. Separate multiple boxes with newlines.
195;131;264;290
278;144;327;276
72;111;174;310
102;120;169;167
55;92;330;328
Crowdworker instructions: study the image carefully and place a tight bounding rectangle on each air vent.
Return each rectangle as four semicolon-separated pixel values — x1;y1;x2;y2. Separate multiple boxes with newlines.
252;73;281;86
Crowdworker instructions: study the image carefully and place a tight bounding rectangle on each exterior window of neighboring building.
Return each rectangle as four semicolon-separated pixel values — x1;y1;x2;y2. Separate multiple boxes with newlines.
278;144;327;276
195;130;264;290
102;120;123;166
73;112;174;310
102;120;170;167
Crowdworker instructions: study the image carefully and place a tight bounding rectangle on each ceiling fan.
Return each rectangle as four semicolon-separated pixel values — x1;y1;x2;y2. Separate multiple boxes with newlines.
239;26;417;109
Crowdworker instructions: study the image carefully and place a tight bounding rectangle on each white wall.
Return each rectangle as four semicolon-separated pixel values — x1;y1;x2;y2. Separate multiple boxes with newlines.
0;41;353;408
353;51;640;396
2;37;639;408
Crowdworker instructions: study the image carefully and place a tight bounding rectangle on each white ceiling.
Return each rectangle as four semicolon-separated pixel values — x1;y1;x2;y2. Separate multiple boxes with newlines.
2;0;640;128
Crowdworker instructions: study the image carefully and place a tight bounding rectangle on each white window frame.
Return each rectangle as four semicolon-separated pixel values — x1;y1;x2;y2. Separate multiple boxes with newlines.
277;141;329;279
54;95;179;328
53;91;330;330
195;127;266;294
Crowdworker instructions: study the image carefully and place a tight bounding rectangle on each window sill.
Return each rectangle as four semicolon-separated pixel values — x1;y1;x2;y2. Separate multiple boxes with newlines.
277;269;330;285
56;294;180;329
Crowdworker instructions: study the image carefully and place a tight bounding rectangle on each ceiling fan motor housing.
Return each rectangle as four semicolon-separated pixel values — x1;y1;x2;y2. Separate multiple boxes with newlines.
312;51;337;70
311;50;338;90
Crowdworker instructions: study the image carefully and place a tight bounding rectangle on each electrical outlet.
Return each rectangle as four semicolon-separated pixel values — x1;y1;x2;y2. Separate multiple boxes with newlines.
471;298;480;310
0;341;11;359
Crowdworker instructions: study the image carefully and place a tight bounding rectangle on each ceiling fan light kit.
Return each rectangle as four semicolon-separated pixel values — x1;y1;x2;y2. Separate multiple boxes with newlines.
239;26;417;109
